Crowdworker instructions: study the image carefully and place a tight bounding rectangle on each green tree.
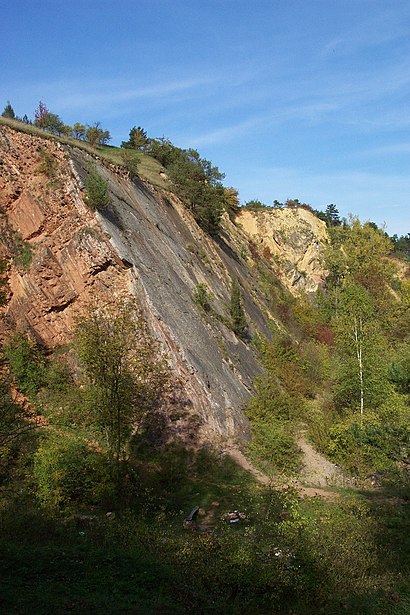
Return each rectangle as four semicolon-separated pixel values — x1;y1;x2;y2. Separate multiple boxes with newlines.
323;217;395;320
33;433;112;511
192;282;212;312
2;101;15;119
223;187;240;220
121;126;148;150
85;123;111;146
72;122;86;140
229;278;247;339
324;204;341;227
167;148;226;235
74;302;169;486
243;199;269;211
146;137;181;167
0;259;7;306
333;283;390;420
84;163;111;209
43;112;65;134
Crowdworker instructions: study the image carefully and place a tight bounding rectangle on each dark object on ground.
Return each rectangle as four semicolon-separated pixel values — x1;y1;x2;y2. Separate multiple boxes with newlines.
183;505;200;527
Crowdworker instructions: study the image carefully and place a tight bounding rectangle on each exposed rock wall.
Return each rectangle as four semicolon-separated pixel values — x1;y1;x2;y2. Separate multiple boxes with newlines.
0;125;328;443
237;208;328;294
0;127;130;349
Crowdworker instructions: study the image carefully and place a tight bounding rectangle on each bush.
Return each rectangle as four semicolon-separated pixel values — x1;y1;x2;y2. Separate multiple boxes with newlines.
84;164;110;209
327;408;410;476
120;149;140;178
192;282;212;312
3;334;46;397
33;434;113;511
229;278;247;339
248;418;301;475
36;147;58;178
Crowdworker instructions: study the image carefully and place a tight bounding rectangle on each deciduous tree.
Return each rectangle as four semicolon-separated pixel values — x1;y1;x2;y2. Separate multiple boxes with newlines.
74;302;169;486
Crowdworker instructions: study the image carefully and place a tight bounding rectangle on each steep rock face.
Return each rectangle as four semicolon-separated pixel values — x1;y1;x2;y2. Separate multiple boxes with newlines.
0;127;130;349
0;125;328;443
237;208;328;294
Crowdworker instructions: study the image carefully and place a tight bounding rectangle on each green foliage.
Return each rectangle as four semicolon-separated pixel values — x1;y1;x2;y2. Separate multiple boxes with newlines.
246;336;314;473
0;366;34;486
3;333;46;397
14;241;32;269
391;232;410;260
74;302;169;483
242;199;270;211
121;125;148;150
192;282;212;312
33;101;66;135
146;137;182;167
229;278;247;339
313;203;341;227
147;137;226;235
33;433;113;511
327;407;410;477
84;163;110;209
2;100;15;119
71;122;85;139
119;149;140;178
167;148;226;235
248;418;301;474
388;337;410;394
36;147;58;178
223;186;240;220
85;122;111;145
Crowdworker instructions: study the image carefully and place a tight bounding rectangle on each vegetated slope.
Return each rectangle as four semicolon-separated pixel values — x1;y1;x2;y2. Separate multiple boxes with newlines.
0;123;327;443
1;123;410;615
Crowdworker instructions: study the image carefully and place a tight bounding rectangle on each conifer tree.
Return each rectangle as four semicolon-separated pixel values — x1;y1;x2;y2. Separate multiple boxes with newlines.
1;101;15;119
230;278;247;339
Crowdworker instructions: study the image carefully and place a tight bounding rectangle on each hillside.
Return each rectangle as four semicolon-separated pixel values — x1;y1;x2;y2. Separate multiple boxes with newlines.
0;121;409;615
0;123;327;442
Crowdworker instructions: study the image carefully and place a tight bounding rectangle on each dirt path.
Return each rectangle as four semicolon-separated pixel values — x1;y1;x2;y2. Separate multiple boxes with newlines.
297;432;342;488
225;440;341;501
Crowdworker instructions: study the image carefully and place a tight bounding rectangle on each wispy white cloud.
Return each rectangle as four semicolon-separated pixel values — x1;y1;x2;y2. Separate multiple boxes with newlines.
54;76;220;111
321;5;410;58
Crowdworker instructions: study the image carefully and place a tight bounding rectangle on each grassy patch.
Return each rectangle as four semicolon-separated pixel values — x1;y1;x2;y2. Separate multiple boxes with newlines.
0;116;168;190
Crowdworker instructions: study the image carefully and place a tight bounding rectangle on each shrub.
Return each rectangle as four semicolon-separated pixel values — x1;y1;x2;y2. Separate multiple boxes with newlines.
248;418;301;475
33;433;113;511
120;149;140;178
121;126;148;150
3;333;46;397
192;283;212;312
229;277;247;339
36;147;58;178
11;231;33;269
84;164;110;209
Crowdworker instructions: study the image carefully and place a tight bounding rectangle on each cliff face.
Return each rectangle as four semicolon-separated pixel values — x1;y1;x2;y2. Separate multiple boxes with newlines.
0;125;327;443
237;208;328;294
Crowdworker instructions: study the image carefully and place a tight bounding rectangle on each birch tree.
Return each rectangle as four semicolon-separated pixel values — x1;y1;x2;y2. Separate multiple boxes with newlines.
333;283;389;419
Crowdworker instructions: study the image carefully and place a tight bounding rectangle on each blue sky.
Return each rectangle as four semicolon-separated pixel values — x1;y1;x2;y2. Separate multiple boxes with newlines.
1;0;409;235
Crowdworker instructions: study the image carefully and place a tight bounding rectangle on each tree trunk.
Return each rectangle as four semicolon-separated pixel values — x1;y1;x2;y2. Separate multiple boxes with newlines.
353;317;364;425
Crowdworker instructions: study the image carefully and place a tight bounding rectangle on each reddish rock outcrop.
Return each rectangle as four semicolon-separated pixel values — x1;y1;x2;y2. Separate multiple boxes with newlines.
0;126;131;347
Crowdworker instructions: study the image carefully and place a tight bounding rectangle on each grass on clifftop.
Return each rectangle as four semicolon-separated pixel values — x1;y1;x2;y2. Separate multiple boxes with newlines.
0;116;168;190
